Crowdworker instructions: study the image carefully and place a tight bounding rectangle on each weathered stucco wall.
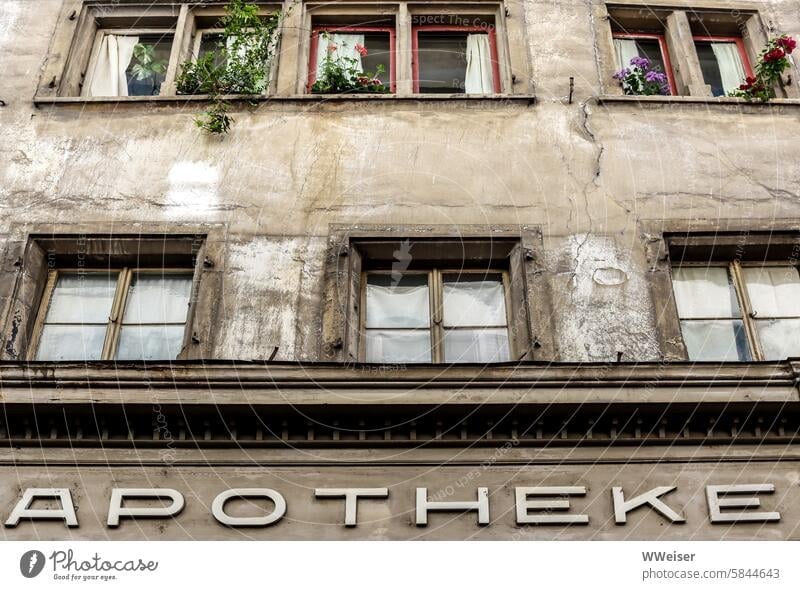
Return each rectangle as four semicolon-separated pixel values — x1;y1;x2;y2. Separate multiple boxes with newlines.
1;0;799;362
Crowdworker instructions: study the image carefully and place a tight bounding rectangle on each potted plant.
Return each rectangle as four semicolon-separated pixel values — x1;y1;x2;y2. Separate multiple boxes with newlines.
311;36;390;94
175;0;288;134
128;43;168;96
613;56;670;96
730;35;796;102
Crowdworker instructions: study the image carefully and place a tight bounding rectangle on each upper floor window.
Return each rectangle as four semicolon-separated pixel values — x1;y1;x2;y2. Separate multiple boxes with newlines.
33;269;193;361
87;32;174;97
692;36;752;97
412;23;500;94
364;270;510;363
308;21;396;93
671;263;800;361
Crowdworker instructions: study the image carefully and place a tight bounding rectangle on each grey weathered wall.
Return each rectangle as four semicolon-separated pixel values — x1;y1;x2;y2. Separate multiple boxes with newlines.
1;0;799;362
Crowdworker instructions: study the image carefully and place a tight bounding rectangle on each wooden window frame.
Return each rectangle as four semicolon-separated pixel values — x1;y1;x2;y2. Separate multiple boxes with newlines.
28;267;194;361
359;268;512;363
612;32;678;95
671;260;800;361
307;25;397;92
691;34;755;80
411;24;502;94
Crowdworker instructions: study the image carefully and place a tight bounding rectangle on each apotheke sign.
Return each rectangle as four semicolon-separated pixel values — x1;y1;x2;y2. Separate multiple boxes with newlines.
1;482;783;529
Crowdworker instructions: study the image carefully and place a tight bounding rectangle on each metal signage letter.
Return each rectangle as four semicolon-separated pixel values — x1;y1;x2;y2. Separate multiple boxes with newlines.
107;488;185;527
212;488;287;527
4;488;78;528
706;484;781;523
314;488;389;527
612;486;685;524
416;487;490;526
515;486;589;525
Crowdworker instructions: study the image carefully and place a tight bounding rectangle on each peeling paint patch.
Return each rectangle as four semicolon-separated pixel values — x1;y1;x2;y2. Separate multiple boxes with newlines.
0;1;20;45
549;235;660;362
593;267;627;286
165;161;220;217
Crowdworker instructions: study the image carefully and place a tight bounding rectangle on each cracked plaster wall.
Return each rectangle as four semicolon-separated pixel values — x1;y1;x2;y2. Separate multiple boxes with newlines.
0;0;799;362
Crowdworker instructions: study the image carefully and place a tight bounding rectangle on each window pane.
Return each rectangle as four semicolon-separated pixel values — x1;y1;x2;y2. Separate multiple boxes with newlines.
365;274;429;328
417;32;468;93
680;319;751;361
122;274;192;324
755;319;800;360
695;41;745;97
44;273;118;324
742;266;800;318
36;325;108;361
365;329;432;363
443;275;507;327
198;32;226;67
695;42;725;96
443;328;510;363
126;35;173;96
116;325;186;360
635;39;667;74
672;267;740;318
362;33;391;85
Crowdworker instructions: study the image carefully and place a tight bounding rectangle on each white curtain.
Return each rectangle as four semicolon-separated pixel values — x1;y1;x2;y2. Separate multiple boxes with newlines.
613;38;640;71
464;34;493;93
315;33;364;79
711;42;746;94
89;34;138;97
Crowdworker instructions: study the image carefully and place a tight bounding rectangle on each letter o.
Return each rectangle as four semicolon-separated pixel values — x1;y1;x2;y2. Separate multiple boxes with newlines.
212;488;286;527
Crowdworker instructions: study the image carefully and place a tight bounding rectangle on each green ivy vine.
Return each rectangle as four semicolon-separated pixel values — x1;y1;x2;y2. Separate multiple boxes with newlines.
176;0;289;134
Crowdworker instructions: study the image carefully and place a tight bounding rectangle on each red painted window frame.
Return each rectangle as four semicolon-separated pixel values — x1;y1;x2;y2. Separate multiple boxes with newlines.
612;32;678;95
308;26;396;92
411;25;502;94
692;35;755;80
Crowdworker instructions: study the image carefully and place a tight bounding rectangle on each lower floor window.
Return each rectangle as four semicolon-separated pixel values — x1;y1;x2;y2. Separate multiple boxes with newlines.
363;270;511;363
34;269;193;361
671;263;800;361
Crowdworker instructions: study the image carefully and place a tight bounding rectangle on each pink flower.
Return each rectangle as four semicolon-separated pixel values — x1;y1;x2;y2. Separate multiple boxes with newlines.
357;75;369;85
354;43;368;57
370;78;382;85
327;43;337;53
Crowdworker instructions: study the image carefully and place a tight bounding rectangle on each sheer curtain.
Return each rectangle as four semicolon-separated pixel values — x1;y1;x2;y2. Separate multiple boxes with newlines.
613;38;641;71
711;42;746;94
315;33;364;79
89;34;139;97
464;34;493;93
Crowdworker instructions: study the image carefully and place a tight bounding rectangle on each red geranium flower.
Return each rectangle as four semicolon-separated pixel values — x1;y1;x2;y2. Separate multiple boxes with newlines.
764;48;786;62
776;36;796;54
354;43;368;57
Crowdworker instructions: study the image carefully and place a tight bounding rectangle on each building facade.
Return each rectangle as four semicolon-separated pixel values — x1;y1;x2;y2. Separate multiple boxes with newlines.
0;0;799;539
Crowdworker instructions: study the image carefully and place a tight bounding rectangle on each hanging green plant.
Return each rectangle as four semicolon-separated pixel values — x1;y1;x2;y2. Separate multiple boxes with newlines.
176;0;290;134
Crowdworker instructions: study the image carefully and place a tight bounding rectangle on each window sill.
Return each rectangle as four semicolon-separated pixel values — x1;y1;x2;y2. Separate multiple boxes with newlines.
33;93;537;105
598;94;800;107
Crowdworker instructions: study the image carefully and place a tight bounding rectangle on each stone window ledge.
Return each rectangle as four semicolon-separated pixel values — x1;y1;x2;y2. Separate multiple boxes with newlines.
33;94;537;106
598;95;800;108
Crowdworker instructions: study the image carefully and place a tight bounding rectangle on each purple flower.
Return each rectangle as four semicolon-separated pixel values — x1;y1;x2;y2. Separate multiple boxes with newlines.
645;70;666;83
630;56;650;69
613;68;630;80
